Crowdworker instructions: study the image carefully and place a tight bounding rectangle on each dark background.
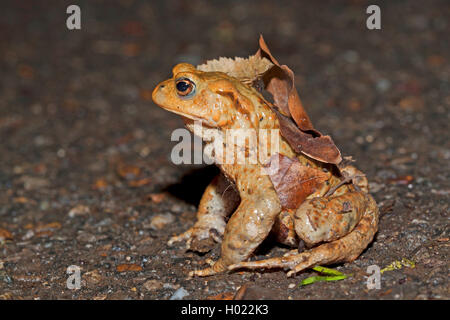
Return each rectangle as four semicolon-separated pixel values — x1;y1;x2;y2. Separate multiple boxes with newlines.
0;0;448;299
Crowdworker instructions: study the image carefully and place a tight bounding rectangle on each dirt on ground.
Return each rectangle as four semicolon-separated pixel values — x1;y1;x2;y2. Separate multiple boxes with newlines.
0;0;448;300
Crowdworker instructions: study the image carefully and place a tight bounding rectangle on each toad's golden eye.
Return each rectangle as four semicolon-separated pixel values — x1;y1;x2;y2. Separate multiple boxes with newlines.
175;78;195;97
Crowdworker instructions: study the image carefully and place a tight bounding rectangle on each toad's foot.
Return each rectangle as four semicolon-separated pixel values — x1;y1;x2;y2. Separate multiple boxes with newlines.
168;224;223;252
229;194;379;277
167;228;193;246
188;259;227;277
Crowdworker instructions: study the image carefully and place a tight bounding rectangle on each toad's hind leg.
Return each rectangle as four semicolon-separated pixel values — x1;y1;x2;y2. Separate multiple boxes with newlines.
228;192;379;277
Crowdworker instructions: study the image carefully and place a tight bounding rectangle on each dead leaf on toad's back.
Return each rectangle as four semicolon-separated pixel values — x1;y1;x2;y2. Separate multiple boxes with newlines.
265;154;328;210
275;109;342;164
255;36;314;131
197;35;342;165
255;36;342;165
197;55;274;86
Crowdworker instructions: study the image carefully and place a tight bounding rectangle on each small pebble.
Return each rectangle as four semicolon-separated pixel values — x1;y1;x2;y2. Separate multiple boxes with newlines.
169;287;189;300
68;205;90;218
143;279;163;291
76;232;97;243
148;213;174;230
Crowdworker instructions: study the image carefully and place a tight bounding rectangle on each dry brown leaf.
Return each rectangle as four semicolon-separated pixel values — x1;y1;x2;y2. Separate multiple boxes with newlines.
233;284;249;300
128;177;151;187
197;55;273;86
147;192;167;203
92;178;108;190
265;154;328;210
275;109;342;164
0;228;13;241
206;292;235;300
116;264;143;272
116;162;151;187
117;163;141;180
256;36;342;164
388;175;414;185
13;197;32;204
35;222;61;232
35;231;53;238
255;35;314;131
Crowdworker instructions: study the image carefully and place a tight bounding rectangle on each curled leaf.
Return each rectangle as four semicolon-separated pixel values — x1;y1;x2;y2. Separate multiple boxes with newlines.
255;35;314;131
256;36;342;164
276;109;342;164
197;55;273;86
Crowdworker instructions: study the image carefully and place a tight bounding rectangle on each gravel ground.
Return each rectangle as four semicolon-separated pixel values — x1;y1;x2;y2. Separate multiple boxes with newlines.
0;0;448;300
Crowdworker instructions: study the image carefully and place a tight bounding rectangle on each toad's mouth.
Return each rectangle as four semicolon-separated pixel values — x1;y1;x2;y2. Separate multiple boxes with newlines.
182;117;215;129
161;107;217;129
183;118;221;143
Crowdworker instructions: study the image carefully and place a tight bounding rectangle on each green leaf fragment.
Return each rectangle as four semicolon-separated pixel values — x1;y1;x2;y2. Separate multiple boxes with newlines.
298;266;350;287
299;275;348;287
312;266;345;276
380;258;416;274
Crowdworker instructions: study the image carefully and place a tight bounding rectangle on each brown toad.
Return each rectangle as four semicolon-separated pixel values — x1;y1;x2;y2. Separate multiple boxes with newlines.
152;62;379;277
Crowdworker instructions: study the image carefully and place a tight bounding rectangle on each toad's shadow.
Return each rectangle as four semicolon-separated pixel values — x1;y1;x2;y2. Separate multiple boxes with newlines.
164;165;220;206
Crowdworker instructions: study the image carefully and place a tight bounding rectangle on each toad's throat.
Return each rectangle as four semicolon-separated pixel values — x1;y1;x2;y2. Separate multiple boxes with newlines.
183;118;221;142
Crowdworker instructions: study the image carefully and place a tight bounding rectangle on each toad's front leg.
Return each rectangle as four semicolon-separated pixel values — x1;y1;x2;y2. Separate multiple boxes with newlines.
168;174;239;252
189;185;281;277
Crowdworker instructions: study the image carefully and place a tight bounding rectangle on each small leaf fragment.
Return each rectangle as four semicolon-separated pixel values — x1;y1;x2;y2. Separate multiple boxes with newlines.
299;275;348;287
312;266;345;276
116;264;143;272
206;292;235;300
0;228;13;241
299;265;350;287
380;258;416;274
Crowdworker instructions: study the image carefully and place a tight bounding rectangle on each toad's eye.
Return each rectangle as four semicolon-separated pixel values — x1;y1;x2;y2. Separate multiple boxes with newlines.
175;78;195;97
